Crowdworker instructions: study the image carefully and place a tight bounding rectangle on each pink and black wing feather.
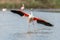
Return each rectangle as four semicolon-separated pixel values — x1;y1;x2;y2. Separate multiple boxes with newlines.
11;10;29;17
33;17;53;27
11;10;53;27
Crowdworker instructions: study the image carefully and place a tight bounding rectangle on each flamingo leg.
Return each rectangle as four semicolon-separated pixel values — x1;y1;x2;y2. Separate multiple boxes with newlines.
28;22;31;32
32;21;38;32
32;21;34;27
32;21;36;32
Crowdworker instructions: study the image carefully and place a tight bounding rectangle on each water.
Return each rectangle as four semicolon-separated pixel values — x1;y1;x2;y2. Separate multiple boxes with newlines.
0;10;59;40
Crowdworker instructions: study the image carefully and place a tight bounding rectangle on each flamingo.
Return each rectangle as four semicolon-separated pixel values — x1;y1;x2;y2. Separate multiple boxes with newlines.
2;8;7;11
11;10;53;32
20;4;24;10
11;10;53;29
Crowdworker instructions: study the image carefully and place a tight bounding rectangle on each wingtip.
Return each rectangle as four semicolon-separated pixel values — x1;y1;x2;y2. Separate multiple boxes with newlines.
10;10;15;12
37;20;53;27
11;10;16;12
46;23;53;27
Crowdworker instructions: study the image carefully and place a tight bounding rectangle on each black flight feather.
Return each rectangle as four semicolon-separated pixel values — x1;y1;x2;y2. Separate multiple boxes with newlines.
11;10;24;16
37;20;53;27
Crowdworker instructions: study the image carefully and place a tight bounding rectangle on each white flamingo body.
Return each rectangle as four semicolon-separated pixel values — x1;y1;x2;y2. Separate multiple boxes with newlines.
20;4;24;10
20;6;24;10
2;8;7;11
28;13;34;23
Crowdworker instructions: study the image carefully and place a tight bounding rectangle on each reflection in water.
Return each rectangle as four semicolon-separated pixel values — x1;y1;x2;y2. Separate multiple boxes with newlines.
11;28;53;40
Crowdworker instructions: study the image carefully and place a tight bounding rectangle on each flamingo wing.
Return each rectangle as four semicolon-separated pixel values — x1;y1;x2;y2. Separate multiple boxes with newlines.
11;10;53;27
11;10;29;17
33;17;53;27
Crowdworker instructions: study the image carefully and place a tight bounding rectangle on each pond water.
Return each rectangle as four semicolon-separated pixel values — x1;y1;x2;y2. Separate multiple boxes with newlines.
0;9;59;40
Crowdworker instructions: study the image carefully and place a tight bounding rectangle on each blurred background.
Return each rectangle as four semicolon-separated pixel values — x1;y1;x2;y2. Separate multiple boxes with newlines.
0;0;60;9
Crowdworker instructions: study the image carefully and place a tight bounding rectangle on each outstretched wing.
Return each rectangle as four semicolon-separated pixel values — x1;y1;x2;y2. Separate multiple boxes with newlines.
11;10;53;27
11;10;29;17
33;17;53;27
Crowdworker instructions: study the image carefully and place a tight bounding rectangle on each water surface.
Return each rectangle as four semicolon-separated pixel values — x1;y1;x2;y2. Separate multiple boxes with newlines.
0;10;59;40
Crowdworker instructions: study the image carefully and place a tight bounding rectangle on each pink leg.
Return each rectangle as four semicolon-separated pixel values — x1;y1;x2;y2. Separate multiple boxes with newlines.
28;23;31;32
32;22;36;32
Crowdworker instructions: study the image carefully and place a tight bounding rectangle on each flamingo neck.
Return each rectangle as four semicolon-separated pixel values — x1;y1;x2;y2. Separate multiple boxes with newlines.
29;12;34;18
